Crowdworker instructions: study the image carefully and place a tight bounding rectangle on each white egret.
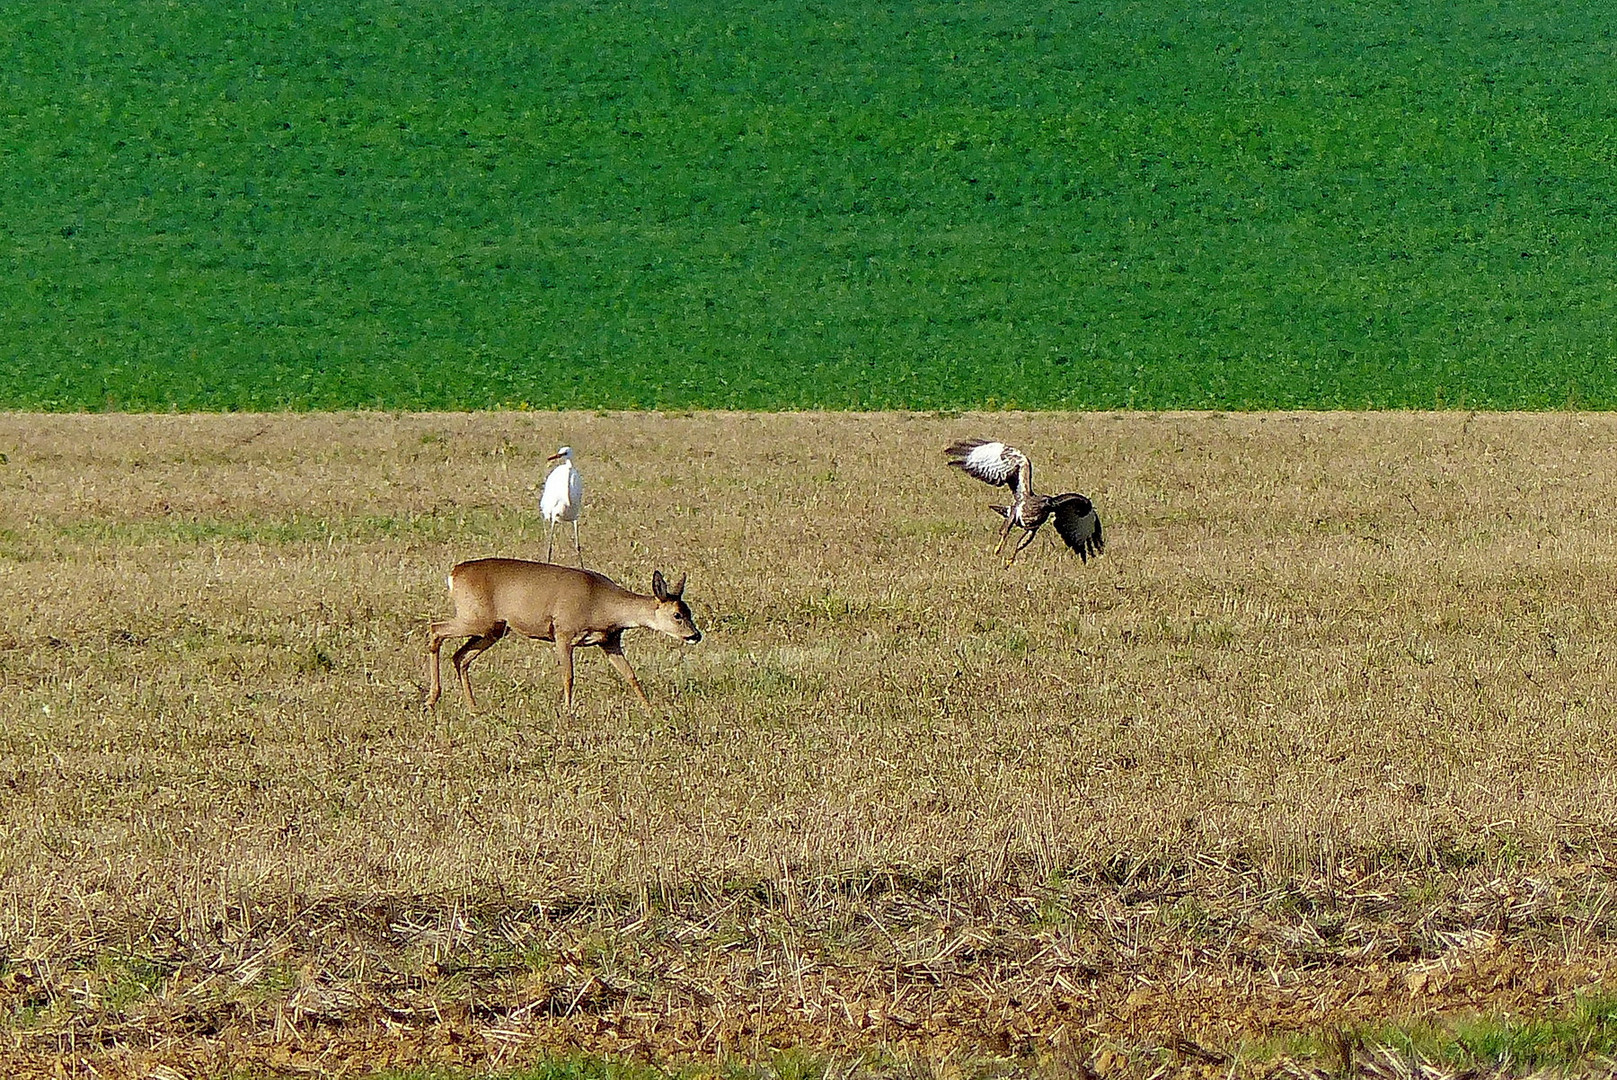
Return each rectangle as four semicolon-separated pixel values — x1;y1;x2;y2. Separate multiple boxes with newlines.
540;446;584;565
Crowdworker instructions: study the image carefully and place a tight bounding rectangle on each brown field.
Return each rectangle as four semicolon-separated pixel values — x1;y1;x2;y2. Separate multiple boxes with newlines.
1;411;1616;1078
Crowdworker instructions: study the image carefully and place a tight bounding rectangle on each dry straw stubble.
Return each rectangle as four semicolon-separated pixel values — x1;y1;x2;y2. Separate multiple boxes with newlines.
0;410;1615;1076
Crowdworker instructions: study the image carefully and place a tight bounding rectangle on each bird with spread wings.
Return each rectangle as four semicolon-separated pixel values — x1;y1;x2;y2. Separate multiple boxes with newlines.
944;438;1103;564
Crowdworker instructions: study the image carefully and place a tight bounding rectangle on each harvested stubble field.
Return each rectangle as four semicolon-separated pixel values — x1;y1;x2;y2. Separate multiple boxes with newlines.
1;410;1617;1078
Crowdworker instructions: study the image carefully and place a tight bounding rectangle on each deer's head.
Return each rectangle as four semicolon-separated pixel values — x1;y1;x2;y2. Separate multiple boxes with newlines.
650;571;702;643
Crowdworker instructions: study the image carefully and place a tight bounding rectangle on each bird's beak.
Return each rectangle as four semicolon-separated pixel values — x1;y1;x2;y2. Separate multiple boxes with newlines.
546;453;563;462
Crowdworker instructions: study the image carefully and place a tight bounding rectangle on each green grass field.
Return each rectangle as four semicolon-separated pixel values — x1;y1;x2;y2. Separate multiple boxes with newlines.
6;0;1617;411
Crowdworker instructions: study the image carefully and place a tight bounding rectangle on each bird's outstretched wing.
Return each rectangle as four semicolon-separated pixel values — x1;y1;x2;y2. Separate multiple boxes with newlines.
944;439;1031;497
1050;493;1103;562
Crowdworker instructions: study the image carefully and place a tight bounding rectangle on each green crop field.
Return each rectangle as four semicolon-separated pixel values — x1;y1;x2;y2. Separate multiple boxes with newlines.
5;0;1617;411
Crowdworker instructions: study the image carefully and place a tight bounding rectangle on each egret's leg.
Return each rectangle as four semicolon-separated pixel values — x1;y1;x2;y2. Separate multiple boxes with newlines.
572;518;583;566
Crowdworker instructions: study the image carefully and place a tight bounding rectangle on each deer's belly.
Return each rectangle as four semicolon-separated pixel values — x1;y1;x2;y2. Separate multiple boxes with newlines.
515;622;609;647
510;618;557;641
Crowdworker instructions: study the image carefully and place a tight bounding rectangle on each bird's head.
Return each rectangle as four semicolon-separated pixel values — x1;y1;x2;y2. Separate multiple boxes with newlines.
547;446;573;463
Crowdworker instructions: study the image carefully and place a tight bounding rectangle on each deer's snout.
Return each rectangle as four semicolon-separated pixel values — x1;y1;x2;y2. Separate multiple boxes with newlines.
684;630;703;644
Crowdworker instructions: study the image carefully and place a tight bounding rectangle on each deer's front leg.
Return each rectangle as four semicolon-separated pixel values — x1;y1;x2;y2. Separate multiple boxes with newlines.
554;638;576;711
603;638;655;715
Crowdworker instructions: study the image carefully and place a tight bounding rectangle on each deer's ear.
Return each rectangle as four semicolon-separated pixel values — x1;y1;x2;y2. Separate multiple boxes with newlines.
652;570;667;600
670;573;686;598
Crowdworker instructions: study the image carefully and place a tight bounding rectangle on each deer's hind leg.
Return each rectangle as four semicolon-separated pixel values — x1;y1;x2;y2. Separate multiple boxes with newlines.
425;620;462;709
445;621;507;709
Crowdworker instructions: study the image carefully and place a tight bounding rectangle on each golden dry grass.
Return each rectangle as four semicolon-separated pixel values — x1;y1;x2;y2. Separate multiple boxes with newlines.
1;410;1616;1078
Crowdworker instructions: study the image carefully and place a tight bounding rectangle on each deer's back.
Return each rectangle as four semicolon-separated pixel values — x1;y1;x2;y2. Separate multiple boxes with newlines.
449;558;633;635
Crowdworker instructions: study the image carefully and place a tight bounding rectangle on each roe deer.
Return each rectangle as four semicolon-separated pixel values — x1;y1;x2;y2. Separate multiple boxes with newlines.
425;559;702;713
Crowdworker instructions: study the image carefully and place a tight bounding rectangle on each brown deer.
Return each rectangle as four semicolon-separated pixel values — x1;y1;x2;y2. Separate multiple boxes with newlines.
425;559;703;713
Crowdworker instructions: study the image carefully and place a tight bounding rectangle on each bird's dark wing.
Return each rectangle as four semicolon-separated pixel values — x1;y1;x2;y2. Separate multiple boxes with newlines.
1050;493;1103;562
944;439;1031;497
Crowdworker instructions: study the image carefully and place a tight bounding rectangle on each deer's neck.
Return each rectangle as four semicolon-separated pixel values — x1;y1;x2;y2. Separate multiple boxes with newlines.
600;588;659;630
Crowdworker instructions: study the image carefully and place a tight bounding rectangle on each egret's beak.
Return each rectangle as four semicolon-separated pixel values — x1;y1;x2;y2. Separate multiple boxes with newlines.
546;452;564;462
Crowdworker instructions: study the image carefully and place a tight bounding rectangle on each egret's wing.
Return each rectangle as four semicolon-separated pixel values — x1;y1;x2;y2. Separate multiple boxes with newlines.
540;462;573;519
1050;493;1103;562
944;439;1031;496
